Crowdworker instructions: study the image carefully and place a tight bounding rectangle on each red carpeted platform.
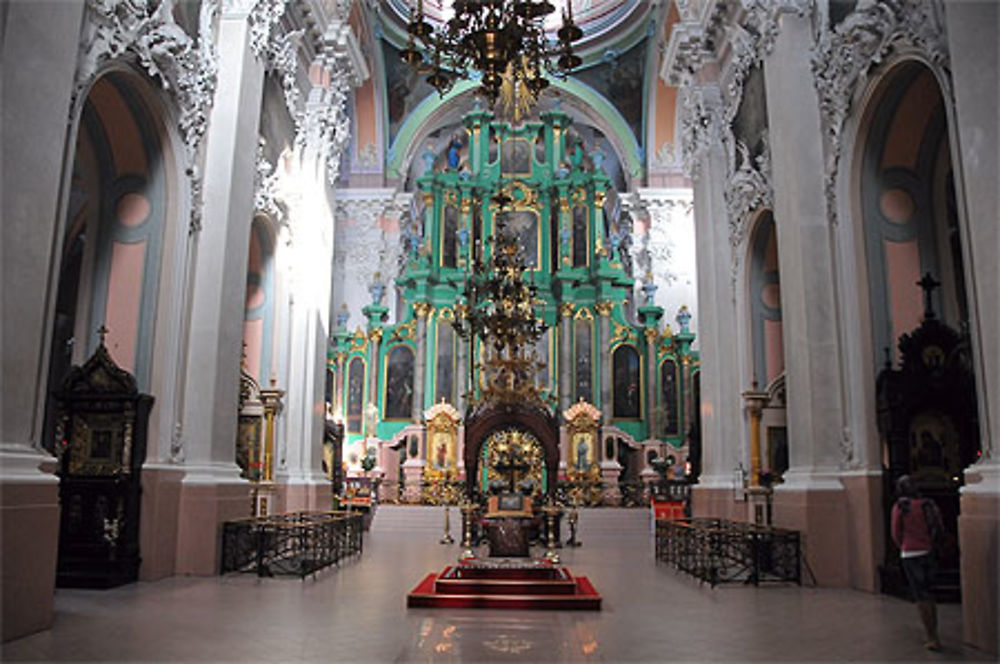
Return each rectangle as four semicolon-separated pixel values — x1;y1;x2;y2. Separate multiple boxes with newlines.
407;561;601;610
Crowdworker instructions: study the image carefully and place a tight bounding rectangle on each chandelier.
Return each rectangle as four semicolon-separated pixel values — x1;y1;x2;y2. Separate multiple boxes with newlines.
454;208;547;353
400;0;584;105
453;189;549;405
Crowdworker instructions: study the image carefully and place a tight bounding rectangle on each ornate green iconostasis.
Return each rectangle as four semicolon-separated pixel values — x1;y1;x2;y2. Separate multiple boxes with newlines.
329;105;697;472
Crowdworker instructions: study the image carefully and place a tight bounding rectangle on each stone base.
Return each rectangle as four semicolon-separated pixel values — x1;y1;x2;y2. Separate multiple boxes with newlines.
772;479;849;587
139;465;184;581
690;479;747;521
279;481;334;513
175;471;250;575
402;462;425;503
839;471;882;592
1;464;59;642
600;464;621;506
959;487;999;655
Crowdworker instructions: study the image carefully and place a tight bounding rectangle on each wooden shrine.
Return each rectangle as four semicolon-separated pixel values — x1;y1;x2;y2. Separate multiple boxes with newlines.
53;335;153;588
876;275;980;598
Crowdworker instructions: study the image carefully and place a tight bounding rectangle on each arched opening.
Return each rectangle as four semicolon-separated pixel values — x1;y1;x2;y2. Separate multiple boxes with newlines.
860;61;979;599
612;344;641;419
748;212;783;389
44;73;170;432
242;217;276;383
434;315;456;405
747;211;787;483
43;69;174;589
862;63;970;366
383;345;415;420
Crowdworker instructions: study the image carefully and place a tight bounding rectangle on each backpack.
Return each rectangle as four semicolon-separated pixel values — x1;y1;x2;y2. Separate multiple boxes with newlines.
921;499;946;553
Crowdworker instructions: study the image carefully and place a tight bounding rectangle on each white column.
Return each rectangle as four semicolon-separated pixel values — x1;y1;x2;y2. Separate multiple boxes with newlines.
944;2;998;471
689;90;743;502
173;5;266;574
763;13;846;488
1;1;84;641
181;7;265;478
762;11;851;587
944;2;999;655
278;93;342;502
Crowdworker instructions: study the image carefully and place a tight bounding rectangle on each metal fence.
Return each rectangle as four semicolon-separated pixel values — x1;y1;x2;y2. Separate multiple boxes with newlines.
655;517;800;587
221;510;363;578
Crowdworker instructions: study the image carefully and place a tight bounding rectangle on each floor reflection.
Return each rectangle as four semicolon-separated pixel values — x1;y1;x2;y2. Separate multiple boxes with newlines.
410;614;601;661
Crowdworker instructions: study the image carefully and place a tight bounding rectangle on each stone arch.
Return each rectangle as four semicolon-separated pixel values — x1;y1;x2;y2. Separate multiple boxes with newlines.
745;210;783;390
836;54;975;467
845;56;979;598
242;215;278;383
44;67;181;454
463;404;559;499
387;81;642;189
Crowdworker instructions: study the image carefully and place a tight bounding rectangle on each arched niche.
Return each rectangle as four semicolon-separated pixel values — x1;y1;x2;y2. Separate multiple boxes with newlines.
383;344;415;420
746;211;783;389
854;58;978;599
612;344;641;419
858;61;971;367
388;83;640;190
242;216;277;383
463;404;559;499
43;69;174;453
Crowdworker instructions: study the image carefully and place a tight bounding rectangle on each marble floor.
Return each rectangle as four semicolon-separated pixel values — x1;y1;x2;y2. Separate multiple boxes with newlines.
2;506;991;662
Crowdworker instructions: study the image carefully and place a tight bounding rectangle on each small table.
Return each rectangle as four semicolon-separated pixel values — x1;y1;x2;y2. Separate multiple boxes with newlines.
483;517;532;557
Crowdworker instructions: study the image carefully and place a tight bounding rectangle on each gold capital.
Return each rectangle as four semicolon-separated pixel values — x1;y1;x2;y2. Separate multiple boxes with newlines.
414;301;431;318
595;301;613;317
644;328;658;343
559;302;575;318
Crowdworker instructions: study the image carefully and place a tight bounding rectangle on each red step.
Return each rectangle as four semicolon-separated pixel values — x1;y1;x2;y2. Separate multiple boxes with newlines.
435;565;577;595
407;565;602;610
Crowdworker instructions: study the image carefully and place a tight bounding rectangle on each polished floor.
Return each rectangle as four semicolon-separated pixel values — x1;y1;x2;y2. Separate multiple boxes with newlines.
3;506;990;662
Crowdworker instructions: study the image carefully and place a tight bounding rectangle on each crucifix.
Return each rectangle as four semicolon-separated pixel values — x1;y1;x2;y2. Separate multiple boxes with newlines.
917;272;941;320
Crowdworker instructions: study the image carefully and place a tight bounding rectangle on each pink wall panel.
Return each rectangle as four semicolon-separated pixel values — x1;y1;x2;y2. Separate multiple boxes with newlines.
243;318;263;381
885;239;923;355
764;319;785;385
881;70;939;170
105;241;145;372
87;78;147;177
654;79;677;152
355;78;377;151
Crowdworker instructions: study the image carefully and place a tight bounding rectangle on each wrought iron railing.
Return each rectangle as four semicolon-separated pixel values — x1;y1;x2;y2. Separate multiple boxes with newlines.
221;510;363;579
655;517;800;587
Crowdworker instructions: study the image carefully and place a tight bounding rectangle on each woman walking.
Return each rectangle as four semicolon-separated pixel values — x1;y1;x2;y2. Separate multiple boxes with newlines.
891;475;943;651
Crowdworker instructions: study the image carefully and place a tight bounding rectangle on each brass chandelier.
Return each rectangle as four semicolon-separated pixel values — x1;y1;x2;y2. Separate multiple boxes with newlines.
400;0;584;105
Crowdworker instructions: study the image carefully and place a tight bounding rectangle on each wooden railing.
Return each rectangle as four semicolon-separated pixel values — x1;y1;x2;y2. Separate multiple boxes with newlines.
221;511;363;579
655;517;800;587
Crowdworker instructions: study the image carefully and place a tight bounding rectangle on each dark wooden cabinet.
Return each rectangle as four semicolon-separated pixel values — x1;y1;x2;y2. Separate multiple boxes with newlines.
876;311;978;600
53;340;153;588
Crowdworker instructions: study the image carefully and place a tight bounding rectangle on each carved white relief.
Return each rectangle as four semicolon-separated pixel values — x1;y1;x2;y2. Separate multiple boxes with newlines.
356;142;380;170
840;426;858;469
725;138;773;250
678;86;723;178
625;190;697;324
169;422;185;464
264;27;303;120
811;0;949;227
247;0;288;60
75;0;220;233
297;66;353;185
333;191;403;321
253;139;286;221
